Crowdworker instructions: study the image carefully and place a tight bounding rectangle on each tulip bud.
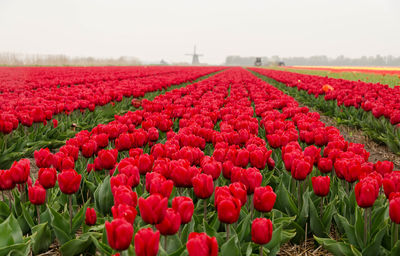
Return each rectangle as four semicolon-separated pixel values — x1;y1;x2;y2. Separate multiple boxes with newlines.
253;186;276;212
192;173;214;199
139;194;168;224
172;196;194;224
28;183;46;205
311;176;330;197
217;197;241;224
38;168;57;189
85;208;97;226
105;218;133;251
57;169;82;195
389;197;400;224
155;208;181;235
355;177;379;208
186;232;218;256
251;218;273;245
134;228;160;256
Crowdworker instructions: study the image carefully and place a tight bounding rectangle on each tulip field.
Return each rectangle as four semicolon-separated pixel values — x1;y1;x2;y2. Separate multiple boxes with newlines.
1;66;400;256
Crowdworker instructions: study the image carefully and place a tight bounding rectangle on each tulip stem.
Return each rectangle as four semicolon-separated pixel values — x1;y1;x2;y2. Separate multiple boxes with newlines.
320;197;324;218
69;195;73;233
364;208;368;246
297;181;302;210
250;194;254;220
226;224;230;241
204;199;208;220
260;245;263;256
7;190;12;211
164;236;168;251
36;205;40;224
395;224;399;247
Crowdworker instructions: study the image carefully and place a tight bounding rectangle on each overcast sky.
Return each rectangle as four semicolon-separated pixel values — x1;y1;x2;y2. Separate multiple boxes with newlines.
0;0;399;64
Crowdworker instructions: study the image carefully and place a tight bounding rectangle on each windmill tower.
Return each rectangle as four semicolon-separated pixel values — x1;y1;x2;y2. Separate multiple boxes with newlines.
185;46;203;65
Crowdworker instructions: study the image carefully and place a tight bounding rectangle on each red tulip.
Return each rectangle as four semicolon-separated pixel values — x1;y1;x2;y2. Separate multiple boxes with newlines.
134;228;160;256
81;140;98;158
98;149;118;170
113;185;138;207
0;169;15;190
235;149;249;167
138;154;154;175
192;174;214;199
355;177;379;208
85;208;97;226
172;196;194;224
222;160;234;179
311;176;330;197
228;182;247;206
105;218;133;251
10;158;30;184
139;194;168;224
390;197;400;224
318;157;332;173
217;196;241;224
34;148;53;168
28;183;46;205
112;204;137;225
155;208;181;235
251;218;273;245
291;158;312;181
37;168;57;189
186;232;218;256
57;169;81;194
253;186;276;213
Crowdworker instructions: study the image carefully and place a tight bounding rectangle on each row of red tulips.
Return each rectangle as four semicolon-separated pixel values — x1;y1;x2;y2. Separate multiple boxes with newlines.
250;68;400;125
1;67;399;255
0;66;223;134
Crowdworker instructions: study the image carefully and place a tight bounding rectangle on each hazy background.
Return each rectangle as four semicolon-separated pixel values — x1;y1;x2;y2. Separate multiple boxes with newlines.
0;0;399;65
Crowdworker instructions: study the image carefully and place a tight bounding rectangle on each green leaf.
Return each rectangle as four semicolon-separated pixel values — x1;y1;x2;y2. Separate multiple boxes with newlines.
236;213;251;242
362;227;387;256
391;240;400;256
59;234;93;256
72;201;89;234
181;221;194;244
354;207;364;248
20;202;34;229
0;202;10;220
309;197;325;237
221;235;240;256
49;207;72;245
274;180;298;216
0;240;31;256
335;213;358;247
94;176;114;215
314;236;362;256
31;222;52;255
0;214;23;247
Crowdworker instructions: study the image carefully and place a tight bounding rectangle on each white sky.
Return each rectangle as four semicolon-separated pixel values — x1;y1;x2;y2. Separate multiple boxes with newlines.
0;0;399;64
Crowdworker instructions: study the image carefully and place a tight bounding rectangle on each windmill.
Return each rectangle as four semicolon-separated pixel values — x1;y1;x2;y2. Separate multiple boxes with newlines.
185;45;203;65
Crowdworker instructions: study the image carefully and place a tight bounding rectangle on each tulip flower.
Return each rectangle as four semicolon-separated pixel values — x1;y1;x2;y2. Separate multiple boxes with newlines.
253;186;276;213
113;185;138;207
57;169;82;195
311;176;330;197
390;196;400;244
355;177;380;245
10;158;30;184
112;204;137;225
192;173;214;199
172;196;194;224
134;228;160;256
138;194;168;224
97;149;118;170
229;182;247;206
57;169;82;230
105;218;134;251
38;168;57;189
186;232;218;256
252;218;273;255
34;148;54;168
28;182;46;223
156;208;181;250
85;208;97;226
